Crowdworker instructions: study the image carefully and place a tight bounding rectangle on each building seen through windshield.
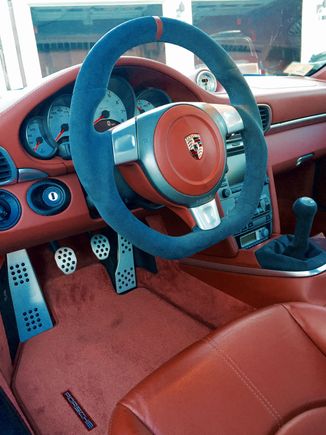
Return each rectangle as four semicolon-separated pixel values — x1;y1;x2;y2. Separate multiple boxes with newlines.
0;0;325;95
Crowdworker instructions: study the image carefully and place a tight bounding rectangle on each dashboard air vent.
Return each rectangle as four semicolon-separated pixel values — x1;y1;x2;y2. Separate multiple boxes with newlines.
258;104;272;133
0;147;17;185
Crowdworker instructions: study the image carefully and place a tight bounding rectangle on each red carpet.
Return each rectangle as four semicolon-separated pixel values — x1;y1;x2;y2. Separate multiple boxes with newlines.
138;257;255;328
137;215;255;329
13;264;210;434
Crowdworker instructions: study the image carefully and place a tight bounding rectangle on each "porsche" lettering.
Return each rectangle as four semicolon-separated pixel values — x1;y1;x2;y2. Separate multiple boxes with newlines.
62;390;96;431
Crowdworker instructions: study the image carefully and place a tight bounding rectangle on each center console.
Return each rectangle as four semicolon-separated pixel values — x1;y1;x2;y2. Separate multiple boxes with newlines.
218;133;273;249
181;133;326;308
179;128;326;310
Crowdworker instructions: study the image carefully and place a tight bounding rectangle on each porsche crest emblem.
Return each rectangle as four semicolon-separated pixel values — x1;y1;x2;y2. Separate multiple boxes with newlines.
185;133;203;160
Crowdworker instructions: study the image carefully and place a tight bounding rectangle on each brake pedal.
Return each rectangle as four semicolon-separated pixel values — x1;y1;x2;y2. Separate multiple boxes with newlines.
54;247;77;275
7;249;53;342
115;234;136;294
90;234;110;260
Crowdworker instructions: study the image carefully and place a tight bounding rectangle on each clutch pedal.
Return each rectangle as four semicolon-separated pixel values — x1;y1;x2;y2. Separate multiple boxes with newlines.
7;249;53;342
115;234;136;294
54;247;77;275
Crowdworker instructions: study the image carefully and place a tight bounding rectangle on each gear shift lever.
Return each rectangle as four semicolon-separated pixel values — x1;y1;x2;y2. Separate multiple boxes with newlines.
256;196;325;271
283;197;317;260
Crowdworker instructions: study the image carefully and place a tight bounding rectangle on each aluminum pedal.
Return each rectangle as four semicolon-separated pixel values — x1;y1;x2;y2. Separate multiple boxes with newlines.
7;249;53;342
54;247;77;275
115;234;136;294
90;234;110;260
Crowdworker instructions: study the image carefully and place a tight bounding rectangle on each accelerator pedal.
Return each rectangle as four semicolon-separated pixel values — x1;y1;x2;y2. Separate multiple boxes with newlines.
90;234;110;260
7;249;53;342
54;247;77;275
115;234;136;294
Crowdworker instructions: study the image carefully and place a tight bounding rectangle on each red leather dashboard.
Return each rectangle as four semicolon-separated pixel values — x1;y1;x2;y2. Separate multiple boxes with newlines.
0;56;325;253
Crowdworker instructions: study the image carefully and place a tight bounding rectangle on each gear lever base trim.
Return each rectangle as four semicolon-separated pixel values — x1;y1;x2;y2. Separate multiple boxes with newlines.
182;257;326;278
255;235;326;272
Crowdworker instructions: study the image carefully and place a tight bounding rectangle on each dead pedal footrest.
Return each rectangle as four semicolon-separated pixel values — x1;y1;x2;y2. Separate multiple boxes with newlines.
7;249;53;342
115;234;136;294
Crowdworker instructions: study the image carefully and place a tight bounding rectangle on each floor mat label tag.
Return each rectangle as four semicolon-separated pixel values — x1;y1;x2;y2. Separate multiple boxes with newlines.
62;390;96;431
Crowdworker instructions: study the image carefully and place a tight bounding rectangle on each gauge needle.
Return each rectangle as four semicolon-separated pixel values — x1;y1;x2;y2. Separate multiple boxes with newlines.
34;138;43;152
137;106;145;114
93;114;105;125
55;124;68;142
93;110;110;125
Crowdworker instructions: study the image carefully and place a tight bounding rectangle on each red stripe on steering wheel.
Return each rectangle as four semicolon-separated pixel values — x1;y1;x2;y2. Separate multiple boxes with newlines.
153;16;163;41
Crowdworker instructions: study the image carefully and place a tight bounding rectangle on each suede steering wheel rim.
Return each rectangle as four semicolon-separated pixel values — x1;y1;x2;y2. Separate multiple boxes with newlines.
70;16;268;259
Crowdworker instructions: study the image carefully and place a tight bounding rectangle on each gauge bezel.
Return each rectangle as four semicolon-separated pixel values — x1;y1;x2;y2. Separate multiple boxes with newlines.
195;69;218;92
22;116;58;160
136;88;171;112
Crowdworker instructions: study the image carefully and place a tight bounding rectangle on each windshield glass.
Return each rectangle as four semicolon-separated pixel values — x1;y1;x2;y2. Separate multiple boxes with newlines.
0;0;325;93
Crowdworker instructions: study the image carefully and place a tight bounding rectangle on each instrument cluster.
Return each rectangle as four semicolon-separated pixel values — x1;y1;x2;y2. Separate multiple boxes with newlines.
21;75;171;160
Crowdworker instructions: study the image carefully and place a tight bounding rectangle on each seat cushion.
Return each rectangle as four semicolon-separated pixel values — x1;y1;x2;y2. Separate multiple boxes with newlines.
109;303;326;435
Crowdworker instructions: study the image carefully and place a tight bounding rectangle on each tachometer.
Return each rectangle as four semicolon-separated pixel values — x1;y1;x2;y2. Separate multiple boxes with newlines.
23;117;57;159
136;88;171;115
94;76;135;132
93;90;127;131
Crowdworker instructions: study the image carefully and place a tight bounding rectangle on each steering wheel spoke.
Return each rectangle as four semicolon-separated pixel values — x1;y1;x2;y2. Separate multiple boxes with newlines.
111;118;138;165
214;104;244;135
197;103;244;138
190;198;221;230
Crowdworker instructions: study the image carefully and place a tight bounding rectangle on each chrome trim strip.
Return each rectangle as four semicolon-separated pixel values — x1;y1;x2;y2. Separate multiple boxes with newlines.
270;113;326;132
18;168;48;182
296;153;314;167
190;198;221;230
182;258;326;278
112;118;138;165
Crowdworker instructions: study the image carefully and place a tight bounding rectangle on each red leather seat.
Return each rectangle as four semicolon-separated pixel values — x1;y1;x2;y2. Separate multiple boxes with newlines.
109;303;326;435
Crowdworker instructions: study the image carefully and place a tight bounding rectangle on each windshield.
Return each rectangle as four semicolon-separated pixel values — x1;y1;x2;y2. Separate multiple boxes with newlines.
0;0;325;93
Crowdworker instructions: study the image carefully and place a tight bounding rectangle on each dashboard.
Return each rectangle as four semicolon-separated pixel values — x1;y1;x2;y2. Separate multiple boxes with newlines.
0;56;325;254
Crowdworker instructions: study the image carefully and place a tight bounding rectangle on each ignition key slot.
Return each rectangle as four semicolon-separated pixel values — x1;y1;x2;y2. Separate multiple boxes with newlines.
27;179;71;216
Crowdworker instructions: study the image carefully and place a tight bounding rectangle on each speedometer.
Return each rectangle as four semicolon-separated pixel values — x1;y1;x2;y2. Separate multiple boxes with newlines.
94;76;136;132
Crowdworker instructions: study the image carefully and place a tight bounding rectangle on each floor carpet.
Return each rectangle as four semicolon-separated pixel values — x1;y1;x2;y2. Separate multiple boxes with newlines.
13;264;210;435
138;256;255;329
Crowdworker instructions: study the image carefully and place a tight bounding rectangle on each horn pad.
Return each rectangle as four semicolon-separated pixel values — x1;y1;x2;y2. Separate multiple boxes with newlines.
154;105;226;196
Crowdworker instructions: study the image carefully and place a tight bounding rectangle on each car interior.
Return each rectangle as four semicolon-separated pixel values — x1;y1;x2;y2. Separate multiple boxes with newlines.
0;9;326;435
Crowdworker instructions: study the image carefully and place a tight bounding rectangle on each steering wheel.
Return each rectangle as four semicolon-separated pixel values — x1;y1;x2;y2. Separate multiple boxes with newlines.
70;17;267;259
